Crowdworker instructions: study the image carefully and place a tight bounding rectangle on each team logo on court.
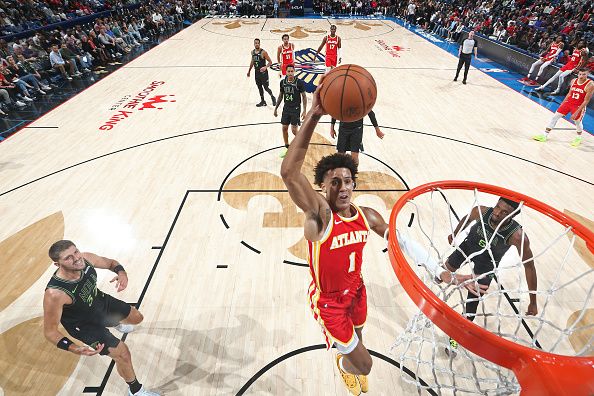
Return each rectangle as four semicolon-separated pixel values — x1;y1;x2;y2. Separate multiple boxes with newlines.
220;133;406;262
270;48;326;93
138;95;176;110
271;25;326;39
212;19;260;29
99;81;176;131
374;40;409;58
334;20;383;31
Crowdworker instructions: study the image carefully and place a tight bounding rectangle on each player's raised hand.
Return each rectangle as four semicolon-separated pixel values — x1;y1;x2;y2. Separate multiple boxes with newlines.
110;273;128;292
310;76;327;117
376;127;385;139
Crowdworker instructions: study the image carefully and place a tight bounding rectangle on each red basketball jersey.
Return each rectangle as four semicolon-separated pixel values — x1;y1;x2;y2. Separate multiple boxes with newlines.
543;42;561;61
561;48;585;71
281;43;294;65
308;204;371;293
326;35;339;57
565;78;591;107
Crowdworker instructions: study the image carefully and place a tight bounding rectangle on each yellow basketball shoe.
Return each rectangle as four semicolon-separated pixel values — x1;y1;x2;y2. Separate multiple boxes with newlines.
357;374;368;393
336;354;362;395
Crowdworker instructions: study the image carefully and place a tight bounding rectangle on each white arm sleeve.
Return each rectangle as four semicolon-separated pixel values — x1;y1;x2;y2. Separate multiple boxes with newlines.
394;230;446;280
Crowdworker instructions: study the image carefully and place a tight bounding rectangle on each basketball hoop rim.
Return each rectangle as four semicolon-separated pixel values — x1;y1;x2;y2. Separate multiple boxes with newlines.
388;180;594;396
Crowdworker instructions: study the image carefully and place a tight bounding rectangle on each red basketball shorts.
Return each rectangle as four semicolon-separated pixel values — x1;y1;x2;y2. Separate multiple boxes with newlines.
325;54;338;67
557;101;586;121
308;280;367;353
281;62;293;76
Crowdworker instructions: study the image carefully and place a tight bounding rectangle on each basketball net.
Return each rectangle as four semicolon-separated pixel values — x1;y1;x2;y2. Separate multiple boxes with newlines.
387;182;594;395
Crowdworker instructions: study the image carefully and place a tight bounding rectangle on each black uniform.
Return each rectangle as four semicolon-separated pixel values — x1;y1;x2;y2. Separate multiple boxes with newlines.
46;260;131;354
447;207;521;321
331;110;379;153
252;48;274;102
280;76;305;126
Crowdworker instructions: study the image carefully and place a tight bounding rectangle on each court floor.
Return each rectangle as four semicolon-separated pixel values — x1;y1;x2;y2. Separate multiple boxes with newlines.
0;17;592;396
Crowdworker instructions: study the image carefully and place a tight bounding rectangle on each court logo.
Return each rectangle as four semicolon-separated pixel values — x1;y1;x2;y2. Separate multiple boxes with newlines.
138;95;176;110
99;81;176;131
270;48;326;93
220;133;406;262
271;25;326;39
335;20;383;30
375;40;409;58
212;19;260;29
479;68;508;73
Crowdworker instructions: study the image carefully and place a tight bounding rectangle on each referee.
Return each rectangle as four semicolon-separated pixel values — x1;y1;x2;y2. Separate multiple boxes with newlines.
454;30;478;85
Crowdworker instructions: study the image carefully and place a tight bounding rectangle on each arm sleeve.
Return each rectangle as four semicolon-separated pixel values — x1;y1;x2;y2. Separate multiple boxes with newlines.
396;230;446;280
367;110;378;127
331;118;337;126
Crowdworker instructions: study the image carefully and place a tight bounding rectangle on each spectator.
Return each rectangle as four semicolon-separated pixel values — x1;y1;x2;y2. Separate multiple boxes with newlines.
49;44;74;80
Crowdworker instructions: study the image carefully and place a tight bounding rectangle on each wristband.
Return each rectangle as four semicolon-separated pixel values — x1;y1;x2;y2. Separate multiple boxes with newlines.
57;337;73;351
113;264;126;273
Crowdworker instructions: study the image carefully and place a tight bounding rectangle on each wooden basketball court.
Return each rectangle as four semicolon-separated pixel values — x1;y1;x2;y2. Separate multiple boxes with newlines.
0;17;592;395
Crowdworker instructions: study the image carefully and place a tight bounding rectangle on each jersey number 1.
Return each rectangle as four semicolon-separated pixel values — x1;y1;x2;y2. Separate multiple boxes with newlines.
348;252;356;273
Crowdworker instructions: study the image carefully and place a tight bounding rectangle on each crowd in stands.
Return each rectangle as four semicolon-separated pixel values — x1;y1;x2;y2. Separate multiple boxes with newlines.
0;0;203;117
1;0;592;119
312;0;593;71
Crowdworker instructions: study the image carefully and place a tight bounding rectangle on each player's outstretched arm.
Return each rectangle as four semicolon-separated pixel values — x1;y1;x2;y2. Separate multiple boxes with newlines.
281;83;328;238
83;252;128;291
509;231;538;315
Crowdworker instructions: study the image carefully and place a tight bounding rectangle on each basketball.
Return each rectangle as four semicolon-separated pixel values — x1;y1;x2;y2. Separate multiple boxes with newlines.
319;64;377;122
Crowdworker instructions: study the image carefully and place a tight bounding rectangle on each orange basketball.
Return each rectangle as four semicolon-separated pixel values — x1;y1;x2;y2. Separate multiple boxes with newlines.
319;64;377;122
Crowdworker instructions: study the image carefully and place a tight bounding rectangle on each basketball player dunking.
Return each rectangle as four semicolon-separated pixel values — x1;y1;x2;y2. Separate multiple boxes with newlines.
281;81;478;395
535;40;588;95
315;24;342;71
247;38;276;107
277;34;295;77
43;240;159;396
524;36;564;83
534;68;592;147
274;64;307;158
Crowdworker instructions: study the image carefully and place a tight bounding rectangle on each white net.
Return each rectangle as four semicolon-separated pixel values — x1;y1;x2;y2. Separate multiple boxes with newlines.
389;186;594;395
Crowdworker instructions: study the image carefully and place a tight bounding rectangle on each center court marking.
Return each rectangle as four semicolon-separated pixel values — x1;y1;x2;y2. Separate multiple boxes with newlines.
2;122;590;199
